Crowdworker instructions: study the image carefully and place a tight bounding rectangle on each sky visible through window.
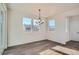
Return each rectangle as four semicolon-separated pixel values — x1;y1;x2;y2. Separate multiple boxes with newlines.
23;17;55;27
23;17;32;25
48;19;56;27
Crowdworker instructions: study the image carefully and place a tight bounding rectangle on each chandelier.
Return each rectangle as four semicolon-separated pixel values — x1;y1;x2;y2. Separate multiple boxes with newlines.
35;9;45;25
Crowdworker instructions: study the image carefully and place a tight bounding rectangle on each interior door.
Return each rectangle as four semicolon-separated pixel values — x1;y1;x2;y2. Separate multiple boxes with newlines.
69;16;79;41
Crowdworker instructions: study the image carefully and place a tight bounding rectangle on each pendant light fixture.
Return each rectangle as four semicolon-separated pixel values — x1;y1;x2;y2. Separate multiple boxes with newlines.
35;9;44;25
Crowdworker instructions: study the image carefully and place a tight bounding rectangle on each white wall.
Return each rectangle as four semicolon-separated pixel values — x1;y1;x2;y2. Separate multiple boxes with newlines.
8;6;79;47
47;15;68;44
7;10;47;47
47;8;79;44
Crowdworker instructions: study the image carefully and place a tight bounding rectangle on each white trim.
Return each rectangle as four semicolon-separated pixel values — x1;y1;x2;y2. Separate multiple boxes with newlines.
0;3;7;54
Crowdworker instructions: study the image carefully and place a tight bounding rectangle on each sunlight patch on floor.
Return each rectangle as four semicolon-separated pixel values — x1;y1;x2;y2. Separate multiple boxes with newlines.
52;46;79;55
39;49;62;55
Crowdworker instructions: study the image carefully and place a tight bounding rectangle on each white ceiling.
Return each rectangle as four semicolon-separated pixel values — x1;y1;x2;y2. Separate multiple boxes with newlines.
7;3;79;18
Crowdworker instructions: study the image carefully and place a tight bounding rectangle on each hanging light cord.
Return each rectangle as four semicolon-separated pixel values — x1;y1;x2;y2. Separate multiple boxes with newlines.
38;9;41;20
38;9;44;25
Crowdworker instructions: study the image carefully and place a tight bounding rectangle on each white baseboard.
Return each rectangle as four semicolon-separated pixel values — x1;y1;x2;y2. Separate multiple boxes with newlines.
49;39;70;45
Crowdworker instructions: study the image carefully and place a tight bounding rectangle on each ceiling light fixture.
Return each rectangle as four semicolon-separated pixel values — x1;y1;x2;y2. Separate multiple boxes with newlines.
36;9;45;25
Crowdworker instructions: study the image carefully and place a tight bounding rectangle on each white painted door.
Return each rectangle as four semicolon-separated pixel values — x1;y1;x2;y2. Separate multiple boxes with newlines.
69;16;79;41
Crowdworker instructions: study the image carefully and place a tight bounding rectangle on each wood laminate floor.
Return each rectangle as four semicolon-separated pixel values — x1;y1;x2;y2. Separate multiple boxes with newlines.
3;40;79;55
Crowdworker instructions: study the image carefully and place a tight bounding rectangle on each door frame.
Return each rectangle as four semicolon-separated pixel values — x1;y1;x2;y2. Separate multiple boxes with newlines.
68;15;79;41
0;4;7;50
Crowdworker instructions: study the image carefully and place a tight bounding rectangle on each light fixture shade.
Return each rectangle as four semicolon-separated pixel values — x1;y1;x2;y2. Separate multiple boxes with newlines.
35;19;44;25
39;20;44;24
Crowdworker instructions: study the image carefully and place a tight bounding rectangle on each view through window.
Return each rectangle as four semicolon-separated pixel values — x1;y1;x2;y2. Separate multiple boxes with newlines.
23;17;32;32
48;19;56;31
23;17;40;32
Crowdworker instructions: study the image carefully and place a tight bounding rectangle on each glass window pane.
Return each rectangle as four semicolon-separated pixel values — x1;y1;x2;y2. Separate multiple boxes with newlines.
48;19;56;31
23;17;32;32
33;19;40;31
23;17;32;25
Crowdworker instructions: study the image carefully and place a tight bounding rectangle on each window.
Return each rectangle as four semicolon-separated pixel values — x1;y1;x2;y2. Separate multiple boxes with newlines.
48;19;56;31
33;19;40;31
23;17;40;32
23;17;32;32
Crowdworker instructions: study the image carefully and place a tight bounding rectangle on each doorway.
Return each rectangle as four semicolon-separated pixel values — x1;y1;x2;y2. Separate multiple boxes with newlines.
69;15;79;41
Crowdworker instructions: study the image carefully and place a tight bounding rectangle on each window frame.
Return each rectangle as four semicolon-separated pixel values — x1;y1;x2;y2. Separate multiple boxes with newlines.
32;19;40;31
48;19;56;31
23;17;32;32
23;17;41;32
